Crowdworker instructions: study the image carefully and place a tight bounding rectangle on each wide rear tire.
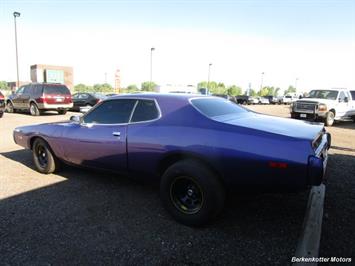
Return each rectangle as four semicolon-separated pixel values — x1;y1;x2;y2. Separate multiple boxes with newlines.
160;159;225;226
32;138;60;174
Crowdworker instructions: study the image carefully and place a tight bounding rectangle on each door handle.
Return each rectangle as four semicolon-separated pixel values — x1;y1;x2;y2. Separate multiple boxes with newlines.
112;132;121;137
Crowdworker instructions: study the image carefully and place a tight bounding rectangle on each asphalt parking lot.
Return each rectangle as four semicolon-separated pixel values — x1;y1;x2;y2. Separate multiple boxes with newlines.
0;106;354;265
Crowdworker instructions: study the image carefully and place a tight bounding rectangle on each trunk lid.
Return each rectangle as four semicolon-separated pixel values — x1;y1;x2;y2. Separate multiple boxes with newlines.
215;112;324;141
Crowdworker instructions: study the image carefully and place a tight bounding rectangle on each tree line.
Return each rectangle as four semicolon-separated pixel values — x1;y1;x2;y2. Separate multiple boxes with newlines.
0;80;297;96
197;81;296;97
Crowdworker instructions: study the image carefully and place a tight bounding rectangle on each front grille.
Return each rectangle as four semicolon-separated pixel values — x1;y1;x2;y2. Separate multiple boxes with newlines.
295;102;316;113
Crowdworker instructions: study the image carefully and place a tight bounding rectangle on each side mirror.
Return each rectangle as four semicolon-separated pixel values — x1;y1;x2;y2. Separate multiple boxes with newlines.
344;97;349;103
70;115;81;123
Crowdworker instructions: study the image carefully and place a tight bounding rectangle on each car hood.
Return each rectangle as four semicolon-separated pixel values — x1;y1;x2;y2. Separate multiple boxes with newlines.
296;98;335;105
215;113;324;140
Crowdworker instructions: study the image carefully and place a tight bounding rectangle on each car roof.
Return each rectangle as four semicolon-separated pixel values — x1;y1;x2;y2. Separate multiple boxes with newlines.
108;93;207;101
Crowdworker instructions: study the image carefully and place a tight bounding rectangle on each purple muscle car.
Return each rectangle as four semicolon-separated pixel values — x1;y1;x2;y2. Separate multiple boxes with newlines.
13;94;330;226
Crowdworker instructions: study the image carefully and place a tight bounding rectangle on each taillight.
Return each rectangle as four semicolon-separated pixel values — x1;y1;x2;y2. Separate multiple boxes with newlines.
37;96;45;103
65;95;72;102
0;95;4;100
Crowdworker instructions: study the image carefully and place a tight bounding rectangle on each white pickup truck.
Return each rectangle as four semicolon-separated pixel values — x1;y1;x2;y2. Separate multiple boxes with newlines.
290;88;355;126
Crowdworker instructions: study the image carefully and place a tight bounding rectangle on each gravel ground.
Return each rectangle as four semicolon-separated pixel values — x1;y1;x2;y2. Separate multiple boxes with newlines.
0;106;353;265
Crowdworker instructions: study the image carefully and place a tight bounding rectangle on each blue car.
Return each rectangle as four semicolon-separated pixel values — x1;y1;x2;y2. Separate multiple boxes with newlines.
13;94;330;226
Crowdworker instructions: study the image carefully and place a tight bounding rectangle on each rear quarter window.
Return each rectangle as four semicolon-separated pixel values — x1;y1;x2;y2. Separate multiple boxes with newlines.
131;100;159;122
191;97;247;118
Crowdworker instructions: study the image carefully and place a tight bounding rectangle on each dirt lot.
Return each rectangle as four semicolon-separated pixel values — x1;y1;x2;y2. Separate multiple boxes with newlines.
0;106;354;265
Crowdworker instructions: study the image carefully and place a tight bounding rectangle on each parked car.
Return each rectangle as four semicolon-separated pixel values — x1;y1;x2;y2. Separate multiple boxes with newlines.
279;94;301;104
0;91;5;118
235;95;254;105
13;94;330;226
71;92;107;112
256;97;270;104
264;95;279;104
249;97;259;104
6;83;72;116
290;88;355;126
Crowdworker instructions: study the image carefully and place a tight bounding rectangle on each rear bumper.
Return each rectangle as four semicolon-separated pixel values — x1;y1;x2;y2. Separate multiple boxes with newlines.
37;102;73;110
308;133;331;185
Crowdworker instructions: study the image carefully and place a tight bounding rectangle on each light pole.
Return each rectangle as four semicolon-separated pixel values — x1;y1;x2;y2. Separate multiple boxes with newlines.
207;63;212;90
13;11;21;92
150;47;155;91
260;72;264;91
295;77;299;89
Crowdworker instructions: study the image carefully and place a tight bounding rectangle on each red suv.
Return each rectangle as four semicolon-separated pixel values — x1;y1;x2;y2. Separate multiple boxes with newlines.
6;83;73;116
0;91;5;118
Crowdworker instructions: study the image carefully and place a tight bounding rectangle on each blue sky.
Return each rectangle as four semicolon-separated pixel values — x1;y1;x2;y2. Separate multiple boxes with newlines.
1;0;354;91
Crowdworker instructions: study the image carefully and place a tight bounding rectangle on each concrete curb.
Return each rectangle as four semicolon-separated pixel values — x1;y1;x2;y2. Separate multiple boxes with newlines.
293;184;326;266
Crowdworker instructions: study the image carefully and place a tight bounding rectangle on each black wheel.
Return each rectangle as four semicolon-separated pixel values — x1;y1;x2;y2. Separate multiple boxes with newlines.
325;111;335;126
58;109;67;115
6;101;15;113
160;160;225;226
0;112;3;118
30;103;40;116
32;138;60;174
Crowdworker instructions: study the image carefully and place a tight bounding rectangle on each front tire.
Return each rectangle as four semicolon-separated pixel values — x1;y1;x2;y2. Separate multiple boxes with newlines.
32;138;60;174
30;103;40;116
160;160;225;226
325;111;335;126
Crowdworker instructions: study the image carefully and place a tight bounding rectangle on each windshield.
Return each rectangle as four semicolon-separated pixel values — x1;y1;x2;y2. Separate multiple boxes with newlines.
306;90;339;100
191;97;248;118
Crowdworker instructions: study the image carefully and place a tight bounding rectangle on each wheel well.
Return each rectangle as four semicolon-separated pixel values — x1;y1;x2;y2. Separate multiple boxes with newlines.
29;136;49;150
158;153;224;185
29;100;37;106
329;109;336;115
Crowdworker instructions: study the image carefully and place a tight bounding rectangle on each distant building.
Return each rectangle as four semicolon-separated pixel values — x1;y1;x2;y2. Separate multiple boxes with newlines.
30;64;73;89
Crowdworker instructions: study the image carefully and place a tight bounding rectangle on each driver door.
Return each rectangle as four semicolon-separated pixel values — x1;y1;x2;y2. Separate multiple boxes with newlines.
62;99;137;172
11;86;25;109
337;91;350;118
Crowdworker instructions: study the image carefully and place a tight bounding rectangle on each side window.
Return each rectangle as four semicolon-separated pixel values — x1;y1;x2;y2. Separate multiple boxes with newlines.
83;99;136;124
23;85;32;94
34;85;43;97
339;91;346;101
16;86;25;94
79;94;89;99
351;91;355;101
131;100;160;122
